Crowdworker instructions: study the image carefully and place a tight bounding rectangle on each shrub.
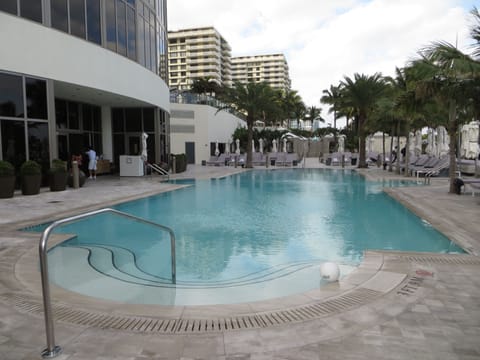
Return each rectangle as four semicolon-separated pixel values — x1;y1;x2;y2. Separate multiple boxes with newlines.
0;160;15;177
20;160;41;176
49;159;67;173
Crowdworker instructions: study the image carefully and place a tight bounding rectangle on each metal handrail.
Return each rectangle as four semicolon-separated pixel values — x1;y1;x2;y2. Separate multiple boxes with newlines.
39;208;176;358
147;162;170;180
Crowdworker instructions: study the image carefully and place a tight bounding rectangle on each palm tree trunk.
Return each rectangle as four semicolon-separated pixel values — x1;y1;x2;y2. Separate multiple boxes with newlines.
448;100;458;194
382;132;386;170
404;124;411;177
395;121;401;175
358;115;367;168
246;116;254;168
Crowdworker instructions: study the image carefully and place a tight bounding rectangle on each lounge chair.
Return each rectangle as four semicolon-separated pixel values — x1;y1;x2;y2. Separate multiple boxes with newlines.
252;152;266;166
206;154;227;166
275;152;288;166
458;177;480;196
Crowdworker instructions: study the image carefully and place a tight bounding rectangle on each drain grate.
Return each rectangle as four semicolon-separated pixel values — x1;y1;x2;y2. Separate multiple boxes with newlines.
0;287;382;334
391;254;480;265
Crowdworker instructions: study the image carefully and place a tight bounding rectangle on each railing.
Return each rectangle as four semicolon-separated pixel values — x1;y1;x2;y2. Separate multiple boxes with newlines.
39;208;176;358
147;162;170;180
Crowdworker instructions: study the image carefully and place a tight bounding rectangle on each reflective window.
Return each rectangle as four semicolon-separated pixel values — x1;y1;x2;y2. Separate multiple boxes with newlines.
116;0;127;56
127;6;136;59
70;0;86;38
26;78;48;120
1;120;26;170
86;0;101;44
106;0;117;51
0;73;24;118
125;108;142;131
51;0;68;32
20;0;42;23
0;0;17;15
55;99;68;129
68;102;79;129
28;121;50;170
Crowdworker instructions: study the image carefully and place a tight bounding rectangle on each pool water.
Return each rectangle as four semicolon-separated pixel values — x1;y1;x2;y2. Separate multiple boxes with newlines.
43;169;463;305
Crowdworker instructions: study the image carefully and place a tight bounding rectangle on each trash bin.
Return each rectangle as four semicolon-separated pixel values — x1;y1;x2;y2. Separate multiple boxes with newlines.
326;158;332;165
201;160;206;166
351;158;357;166
271;159;276;166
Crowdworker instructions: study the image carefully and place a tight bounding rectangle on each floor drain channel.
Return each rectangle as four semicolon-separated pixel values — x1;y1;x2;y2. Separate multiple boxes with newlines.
1;287;382;334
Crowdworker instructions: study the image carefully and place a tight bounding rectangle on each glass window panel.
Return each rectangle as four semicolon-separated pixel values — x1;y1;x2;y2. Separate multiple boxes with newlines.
125;108;141;131
70;0;86;39
112;108;124;132
68;102;79;129
51;0;68;32
26;78;47;119
113;133;125;169
55;99;67;129
0;73;24;118
116;0;127;56
28;121;50;171
126;0;135;6
0;0;18;15
150;24;156;72
127;7;136;60
143;108;154;131
145;22;151;70
83;104;92;130
106;0;117;51
1;120;26;170
86;0;101;44
92;106;101;131
137;16;145;66
20;0;42;23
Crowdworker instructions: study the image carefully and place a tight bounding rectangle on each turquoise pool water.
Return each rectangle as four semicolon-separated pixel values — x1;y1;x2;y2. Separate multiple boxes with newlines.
42;169;463;305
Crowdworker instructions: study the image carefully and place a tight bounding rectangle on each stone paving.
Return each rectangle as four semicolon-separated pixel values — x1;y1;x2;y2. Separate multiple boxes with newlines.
0;160;479;360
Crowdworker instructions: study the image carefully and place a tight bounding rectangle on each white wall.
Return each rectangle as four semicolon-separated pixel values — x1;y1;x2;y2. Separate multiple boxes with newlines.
0;13;169;111
170;103;246;164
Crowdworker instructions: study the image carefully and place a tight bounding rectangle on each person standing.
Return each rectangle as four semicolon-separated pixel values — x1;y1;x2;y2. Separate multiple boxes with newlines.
86;146;97;179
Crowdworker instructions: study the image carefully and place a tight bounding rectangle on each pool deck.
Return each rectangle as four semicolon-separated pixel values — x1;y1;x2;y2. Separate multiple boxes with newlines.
0;159;479;360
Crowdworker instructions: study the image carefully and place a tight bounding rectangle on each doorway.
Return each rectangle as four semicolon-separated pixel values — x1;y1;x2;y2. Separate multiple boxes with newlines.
185;142;195;164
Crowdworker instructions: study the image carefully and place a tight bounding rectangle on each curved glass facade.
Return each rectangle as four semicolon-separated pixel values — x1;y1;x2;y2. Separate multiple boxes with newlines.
1;0;168;81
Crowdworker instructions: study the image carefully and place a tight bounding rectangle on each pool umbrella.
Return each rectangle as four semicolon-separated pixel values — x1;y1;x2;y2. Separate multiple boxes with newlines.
141;132;148;161
259;138;264;154
414;130;422;156
272;139;277;153
215;140;220;156
235;139;240;155
225;139;230;155
283;138;287;153
252;139;256;153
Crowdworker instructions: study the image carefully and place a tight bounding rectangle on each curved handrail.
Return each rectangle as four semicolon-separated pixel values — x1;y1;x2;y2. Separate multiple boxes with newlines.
38;208;176;358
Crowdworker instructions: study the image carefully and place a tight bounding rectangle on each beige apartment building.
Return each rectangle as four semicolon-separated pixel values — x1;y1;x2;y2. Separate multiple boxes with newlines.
231;54;291;91
168;27;232;91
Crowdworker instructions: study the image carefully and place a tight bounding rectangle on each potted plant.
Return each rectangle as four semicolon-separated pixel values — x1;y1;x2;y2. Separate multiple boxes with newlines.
0;160;16;198
20;160;42;195
49;159;68;191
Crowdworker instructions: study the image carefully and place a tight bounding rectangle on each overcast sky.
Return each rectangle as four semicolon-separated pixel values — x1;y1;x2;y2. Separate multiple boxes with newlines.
168;0;478;126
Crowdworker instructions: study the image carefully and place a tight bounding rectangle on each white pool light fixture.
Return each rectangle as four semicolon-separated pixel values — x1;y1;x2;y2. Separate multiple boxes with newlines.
320;262;340;282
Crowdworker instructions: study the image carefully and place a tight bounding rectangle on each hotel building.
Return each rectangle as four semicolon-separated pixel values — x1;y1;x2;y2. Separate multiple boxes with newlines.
231;54;291;92
168;27;232;91
0;0;170;175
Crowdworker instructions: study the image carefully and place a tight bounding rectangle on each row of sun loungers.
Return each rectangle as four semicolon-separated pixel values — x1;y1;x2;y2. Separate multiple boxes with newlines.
206;153;298;167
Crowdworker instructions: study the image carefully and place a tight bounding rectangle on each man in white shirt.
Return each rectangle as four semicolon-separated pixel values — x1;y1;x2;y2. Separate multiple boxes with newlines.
86;147;97;179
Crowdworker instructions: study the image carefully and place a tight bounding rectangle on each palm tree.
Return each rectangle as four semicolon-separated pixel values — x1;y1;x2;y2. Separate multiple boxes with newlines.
218;82;279;168
413;42;480;192
305;105;325;130
339;73;388;168
279;89;304;128
320;85;341;130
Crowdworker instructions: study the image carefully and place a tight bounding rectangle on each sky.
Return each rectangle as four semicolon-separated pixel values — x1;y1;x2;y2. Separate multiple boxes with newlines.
167;0;478;127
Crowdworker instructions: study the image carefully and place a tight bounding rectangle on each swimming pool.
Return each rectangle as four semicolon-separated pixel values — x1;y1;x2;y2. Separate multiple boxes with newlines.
43;169;463;305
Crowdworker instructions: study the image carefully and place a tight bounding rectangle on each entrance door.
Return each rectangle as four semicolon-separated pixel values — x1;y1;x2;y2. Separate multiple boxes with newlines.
185;142;195;164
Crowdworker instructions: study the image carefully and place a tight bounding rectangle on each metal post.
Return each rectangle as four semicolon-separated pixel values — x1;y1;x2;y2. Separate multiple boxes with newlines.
72;161;79;189
39;226;62;358
38;208;176;357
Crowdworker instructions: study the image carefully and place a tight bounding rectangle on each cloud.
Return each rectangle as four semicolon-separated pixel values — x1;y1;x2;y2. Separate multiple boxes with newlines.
168;0;476;126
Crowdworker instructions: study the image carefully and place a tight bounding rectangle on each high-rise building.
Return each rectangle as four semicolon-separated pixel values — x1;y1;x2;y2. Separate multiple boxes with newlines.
1;0;170;171
231;54;291;92
168;27;232;91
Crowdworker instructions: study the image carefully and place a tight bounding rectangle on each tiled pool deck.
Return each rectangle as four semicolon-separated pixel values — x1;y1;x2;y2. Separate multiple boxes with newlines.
0;159;479;360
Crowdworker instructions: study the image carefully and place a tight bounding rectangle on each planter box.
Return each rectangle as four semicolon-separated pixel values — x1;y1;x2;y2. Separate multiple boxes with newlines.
21;174;41;195
50;173;68;191
0;176;16;198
